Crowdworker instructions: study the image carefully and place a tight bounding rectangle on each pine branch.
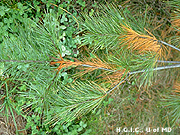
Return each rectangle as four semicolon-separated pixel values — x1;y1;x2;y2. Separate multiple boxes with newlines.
129;64;180;75
106;73;129;94
138;57;180;64
46;81;106;125
51;56;180;85
105;63;180;95
80;63;180;75
81;64;115;72
0;59;47;63
158;40;180;52
156;60;180;63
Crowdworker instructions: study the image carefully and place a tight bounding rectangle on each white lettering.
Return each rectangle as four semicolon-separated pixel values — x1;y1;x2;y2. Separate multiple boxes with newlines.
135;128;139;132
123;127;128;132
130;127;133;132
116;127;121;133
161;127;172;132
157;127;159;132
146;127;151;132
167;127;172;132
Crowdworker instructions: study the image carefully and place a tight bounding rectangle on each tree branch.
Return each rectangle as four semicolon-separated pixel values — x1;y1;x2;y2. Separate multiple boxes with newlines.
0;59;47;63
105;64;180;95
129;64;180;75
81;64;115;72
159;40;180;52
81;63;180;75
156;60;180;64
106;73;129;94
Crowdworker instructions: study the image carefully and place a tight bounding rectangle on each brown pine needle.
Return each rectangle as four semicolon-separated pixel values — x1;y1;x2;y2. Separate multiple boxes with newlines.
51;55;126;85
73;56;113;79
172;18;180;35
172;19;180;28
120;25;166;58
50;56;111;73
97;69;126;86
82;57;111;69
173;81;180;93
50;59;82;72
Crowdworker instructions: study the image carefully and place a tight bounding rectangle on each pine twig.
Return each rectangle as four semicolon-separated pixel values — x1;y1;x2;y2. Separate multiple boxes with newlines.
81;63;180;75
0;59;47;63
81;64;115;72
156;60;180;64
102;63;180;95
159;40;180;52
106;73;129;94
129;64;180;75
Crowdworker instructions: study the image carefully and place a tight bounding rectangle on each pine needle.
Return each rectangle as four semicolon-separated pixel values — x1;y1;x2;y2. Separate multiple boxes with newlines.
51;55;113;77
173;81;180;93
50;55;82;73
172;18;180;36
97;69;126;86
46;81;107;125
120;25;165;58
51;55;127;85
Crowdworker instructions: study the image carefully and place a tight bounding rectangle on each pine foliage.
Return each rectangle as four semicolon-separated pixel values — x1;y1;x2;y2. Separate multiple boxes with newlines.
0;1;180;129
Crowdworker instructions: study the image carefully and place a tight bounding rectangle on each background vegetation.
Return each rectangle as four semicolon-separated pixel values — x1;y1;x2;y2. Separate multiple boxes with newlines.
0;0;180;134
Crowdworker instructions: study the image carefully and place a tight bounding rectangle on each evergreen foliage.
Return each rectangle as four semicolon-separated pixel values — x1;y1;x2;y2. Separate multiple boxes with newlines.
0;0;180;134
